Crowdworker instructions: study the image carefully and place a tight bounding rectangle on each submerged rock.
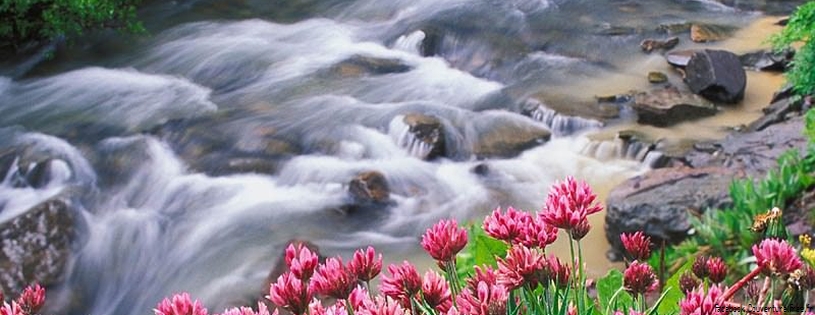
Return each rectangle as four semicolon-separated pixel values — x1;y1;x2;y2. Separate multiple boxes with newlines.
0;198;76;296
647;71;668;84
685;49;746;104
632;86;717;127
640;37;679;53
328;55;412;77
690;24;732;42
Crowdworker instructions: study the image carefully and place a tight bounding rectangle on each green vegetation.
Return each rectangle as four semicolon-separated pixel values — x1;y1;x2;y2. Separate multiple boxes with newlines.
772;1;815;96
0;0;143;50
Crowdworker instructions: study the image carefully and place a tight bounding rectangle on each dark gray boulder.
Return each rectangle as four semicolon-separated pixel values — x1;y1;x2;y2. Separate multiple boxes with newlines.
684;49;747;104
0;198;76;296
605;167;736;260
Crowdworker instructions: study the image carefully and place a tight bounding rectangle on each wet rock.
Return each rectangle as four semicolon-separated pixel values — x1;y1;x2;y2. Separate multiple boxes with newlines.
328;55;412;77
690;24;732;43
739;49;794;72
632;86;717;127
528;93;620;121
594;24;638;36
686;115;808;172
657;22;692;34
473;122;551;158
640;37;679;53
153;116;301;176
685;49;746;104
397;113;446;160
605;167;737;259
746;96;802;132
647;71;668;84
520;98;604;135
0;198;76;296
666;49;697;68
348;171;391;204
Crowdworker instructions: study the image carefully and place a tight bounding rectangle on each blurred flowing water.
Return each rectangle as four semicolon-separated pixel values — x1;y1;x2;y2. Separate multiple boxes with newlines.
0;0;804;314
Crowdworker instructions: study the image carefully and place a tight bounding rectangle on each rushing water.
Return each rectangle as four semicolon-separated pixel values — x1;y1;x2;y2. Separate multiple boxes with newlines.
0;0;804;314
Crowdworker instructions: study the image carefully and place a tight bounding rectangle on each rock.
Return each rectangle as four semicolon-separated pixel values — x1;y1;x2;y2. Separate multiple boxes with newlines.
686;115;808;173
739;49;794;72
594;24;638;36
328;55;412;77
528;93;621;121
690;24;732;43
647;71;668;84
605;167;737;258
397;113;446;160
632;86;717;127
640;37;679;53
657;22;692;34
786;187;815;237
153;116;301;176
746;96;802;132
666;50;697;68
348;171;390;204
520;98;604;135
0;198;76;297
684;49;746;104
473;118;552;158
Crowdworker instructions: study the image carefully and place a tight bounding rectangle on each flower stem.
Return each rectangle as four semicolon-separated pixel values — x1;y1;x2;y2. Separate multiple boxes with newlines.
722;266;764;301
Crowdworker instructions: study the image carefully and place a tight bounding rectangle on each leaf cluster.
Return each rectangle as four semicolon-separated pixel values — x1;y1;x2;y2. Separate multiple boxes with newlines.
0;0;144;50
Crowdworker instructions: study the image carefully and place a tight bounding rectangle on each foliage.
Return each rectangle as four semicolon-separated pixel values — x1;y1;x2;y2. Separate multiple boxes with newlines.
667;147;815;278
771;1;815;96
0;0;144;50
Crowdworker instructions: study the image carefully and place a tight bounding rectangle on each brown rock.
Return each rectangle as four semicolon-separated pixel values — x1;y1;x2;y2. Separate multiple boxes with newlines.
690;24;731;43
632;86;717;127
640;37;679;53
401;113;446;160
349;171;390;204
474;121;551;158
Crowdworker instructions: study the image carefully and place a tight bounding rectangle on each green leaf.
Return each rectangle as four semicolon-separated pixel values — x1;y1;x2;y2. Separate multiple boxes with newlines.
656;259;692;315
596;269;633;313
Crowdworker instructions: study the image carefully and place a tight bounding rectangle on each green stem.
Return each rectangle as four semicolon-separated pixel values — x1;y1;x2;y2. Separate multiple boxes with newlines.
346;299;356;315
577;239;586;313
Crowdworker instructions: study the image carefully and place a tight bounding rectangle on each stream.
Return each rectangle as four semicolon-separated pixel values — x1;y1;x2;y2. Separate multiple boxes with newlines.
0;0;806;314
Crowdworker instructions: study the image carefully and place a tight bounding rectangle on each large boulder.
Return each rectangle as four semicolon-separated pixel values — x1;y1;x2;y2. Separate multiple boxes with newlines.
0;198;76;296
605;167;736;260
631;86;717;127
684;49;747;104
